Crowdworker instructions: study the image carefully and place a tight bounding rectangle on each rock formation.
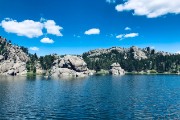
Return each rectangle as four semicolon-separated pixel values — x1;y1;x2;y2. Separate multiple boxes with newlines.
0;37;29;76
109;63;125;75
130;46;147;60
35;61;45;75
50;55;92;78
83;46;171;61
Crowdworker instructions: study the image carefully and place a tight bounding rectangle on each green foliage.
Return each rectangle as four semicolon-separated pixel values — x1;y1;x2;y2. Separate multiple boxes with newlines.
39;55;56;70
83;51;180;73
1;36;180;74
96;69;109;75
20;46;28;54
149;70;157;73
26;53;39;73
0;41;7;55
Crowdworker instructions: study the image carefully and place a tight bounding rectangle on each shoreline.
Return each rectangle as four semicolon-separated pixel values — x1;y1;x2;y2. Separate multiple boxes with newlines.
1;72;179;77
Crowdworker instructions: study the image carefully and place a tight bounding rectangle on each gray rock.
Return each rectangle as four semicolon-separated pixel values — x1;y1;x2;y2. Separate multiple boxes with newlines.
50;55;91;78
7;69;16;76
0;37;29;76
84;46;149;61
130;46;147;60
109;63;125;75
35;61;44;75
0;55;4;61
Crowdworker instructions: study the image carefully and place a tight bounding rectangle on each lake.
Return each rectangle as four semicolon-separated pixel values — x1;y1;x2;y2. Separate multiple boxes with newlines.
0;75;180;119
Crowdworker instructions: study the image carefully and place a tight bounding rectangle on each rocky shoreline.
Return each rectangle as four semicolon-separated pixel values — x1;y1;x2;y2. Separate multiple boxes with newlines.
0;36;180;78
0;36;127;78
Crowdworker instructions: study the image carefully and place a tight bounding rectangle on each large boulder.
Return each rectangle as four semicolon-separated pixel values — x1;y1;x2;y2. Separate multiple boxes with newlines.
0;60;27;76
50;55;92;78
109;63;125;75
63;55;88;72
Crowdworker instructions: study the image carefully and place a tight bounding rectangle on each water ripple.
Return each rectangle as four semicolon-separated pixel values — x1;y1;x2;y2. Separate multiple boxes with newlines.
0;75;180;119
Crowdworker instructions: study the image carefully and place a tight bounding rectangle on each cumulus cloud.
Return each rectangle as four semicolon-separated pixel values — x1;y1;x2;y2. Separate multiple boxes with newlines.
125;27;131;31
40;37;54;44
115;0;180;18
44;20;63;36
29;47;39;51
0;18;63;39
84;28;100;35
106;0;116;4
1;18;43;38
116;33;139;40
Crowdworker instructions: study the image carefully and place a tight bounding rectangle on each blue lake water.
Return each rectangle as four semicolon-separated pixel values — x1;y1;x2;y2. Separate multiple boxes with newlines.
0;75;180;119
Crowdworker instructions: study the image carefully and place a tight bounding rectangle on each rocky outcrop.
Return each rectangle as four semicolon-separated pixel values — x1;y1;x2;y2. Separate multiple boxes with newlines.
83;46;172;61
109;63;125;75
35;61;45;75
0;37;29;76
50;55;92;78
83;46;147;60
130;46;147;60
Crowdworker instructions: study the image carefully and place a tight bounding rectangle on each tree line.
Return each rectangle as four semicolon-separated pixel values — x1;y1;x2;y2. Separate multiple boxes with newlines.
82;50;180;73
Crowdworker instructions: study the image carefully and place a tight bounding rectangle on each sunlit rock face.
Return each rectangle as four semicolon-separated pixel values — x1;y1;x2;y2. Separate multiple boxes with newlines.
109;63;125;75
83;46;173;61
50;55;92;78
0;37;29;76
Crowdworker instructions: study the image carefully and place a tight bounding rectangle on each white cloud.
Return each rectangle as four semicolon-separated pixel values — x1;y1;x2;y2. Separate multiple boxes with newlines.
30;47;39;51
116;34;124;39
40;37;54;44
116;33;139;40
125;27;131;31
44;20;63;36
1;18;43;38
124;33;139;38
106;0;116;4
0;18;63;38
115;0;180;18
84;28;100;35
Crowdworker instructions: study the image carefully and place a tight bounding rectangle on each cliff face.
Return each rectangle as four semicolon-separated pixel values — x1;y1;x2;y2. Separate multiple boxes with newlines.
0;37;29;75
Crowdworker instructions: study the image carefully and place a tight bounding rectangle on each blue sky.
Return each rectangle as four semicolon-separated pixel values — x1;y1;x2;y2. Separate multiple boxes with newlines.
0;0;180;55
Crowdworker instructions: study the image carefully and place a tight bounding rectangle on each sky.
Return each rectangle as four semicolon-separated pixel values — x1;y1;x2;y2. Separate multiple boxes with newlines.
0;0;180;56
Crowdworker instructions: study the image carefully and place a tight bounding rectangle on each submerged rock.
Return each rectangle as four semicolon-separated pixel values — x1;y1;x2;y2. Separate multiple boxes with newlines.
109;63;125;75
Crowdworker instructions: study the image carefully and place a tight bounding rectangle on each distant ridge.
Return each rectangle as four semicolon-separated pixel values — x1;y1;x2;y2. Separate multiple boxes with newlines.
0;36;180;76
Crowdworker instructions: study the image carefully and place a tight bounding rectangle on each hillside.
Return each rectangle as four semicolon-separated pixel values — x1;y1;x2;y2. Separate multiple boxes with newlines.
82;46;180;73
0;36;29;75
0;36;180;76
